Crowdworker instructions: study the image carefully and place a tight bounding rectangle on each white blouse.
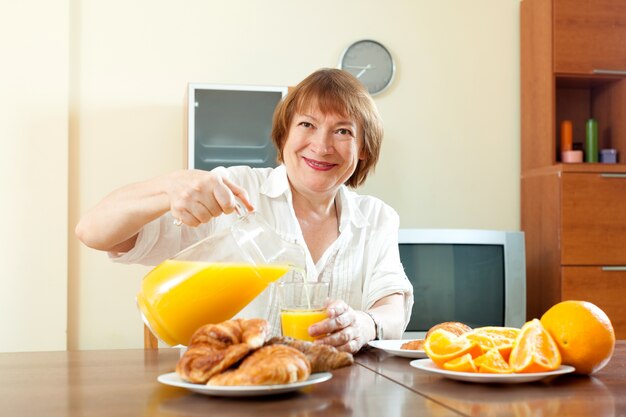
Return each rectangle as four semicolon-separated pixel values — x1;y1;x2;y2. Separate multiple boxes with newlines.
111;165;414;335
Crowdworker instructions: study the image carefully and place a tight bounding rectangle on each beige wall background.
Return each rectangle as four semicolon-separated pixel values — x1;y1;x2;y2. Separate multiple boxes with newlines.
1;1;69;352
2;0;520;351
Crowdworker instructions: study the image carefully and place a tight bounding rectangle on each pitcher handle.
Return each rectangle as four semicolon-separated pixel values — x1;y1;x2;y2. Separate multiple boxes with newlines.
233;198;248;218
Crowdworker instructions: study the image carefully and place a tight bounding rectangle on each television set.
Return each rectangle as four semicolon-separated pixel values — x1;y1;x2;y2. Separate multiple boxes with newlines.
187;83;288;171
399;229;526;339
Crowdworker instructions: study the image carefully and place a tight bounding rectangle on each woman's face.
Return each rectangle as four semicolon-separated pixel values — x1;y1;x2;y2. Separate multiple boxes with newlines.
282;106;365;197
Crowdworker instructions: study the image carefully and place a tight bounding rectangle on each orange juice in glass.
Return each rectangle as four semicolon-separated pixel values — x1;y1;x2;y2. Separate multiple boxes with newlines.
278;282;329;342
137;259;290;346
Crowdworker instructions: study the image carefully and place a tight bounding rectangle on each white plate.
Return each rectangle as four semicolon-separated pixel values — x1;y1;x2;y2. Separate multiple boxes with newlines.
410;359;575;384
368;339;427;358
157;372;333;397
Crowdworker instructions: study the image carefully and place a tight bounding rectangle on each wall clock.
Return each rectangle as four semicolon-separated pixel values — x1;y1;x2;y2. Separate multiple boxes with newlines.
339;39;395;96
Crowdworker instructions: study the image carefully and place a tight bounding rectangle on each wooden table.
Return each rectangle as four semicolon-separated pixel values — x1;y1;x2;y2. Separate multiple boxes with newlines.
358;340;626;417
1;342;624;417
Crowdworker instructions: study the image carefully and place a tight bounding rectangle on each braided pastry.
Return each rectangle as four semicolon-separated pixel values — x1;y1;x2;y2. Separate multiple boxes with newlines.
265;336;354;373
176;318;270;384
207;345;311;386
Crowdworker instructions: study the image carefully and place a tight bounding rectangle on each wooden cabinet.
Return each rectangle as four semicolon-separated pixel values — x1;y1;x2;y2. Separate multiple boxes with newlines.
561;173;626;265
562;267;626;337
554;0;626;74
521;0;626;337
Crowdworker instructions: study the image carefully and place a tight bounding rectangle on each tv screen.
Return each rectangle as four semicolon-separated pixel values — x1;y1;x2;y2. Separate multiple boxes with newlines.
398;229;526;337
401;243;505;331
187;84;288;171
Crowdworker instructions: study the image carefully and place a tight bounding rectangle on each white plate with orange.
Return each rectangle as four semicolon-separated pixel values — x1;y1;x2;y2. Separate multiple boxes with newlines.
368;340;428;359
410;359;575;384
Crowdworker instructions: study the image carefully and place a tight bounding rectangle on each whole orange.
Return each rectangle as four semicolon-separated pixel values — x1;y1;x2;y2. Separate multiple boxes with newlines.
540;300;615;374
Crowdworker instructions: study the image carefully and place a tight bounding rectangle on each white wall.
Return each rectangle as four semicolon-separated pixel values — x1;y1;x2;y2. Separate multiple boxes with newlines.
0;1;69;352
2;0;520;351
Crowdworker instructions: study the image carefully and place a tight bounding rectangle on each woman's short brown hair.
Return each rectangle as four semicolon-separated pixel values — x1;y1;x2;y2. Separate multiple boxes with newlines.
271;68;384;188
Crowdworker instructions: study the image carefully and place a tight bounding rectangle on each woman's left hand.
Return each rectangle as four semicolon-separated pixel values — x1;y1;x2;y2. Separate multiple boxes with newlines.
308;300;375;353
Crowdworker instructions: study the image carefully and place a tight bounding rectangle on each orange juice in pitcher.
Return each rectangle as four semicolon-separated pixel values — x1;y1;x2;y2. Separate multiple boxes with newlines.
136;210;306;346
137;260;290;346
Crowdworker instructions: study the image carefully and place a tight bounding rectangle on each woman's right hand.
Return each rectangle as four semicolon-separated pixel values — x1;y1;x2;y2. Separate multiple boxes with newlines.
75;169;254;253
165;169;254;227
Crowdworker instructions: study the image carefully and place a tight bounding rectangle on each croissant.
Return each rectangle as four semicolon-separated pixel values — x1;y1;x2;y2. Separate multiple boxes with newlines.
207;345;311;386
425;321;472;339
176;318;270;384
187;318;269;349
400;339;425;350
265;336;354;373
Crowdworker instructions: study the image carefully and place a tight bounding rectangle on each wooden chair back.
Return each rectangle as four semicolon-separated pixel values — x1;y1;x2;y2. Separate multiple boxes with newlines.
144;325;158;349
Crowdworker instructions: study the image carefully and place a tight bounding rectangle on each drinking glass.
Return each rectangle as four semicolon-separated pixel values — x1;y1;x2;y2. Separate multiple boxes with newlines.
277;282;330;341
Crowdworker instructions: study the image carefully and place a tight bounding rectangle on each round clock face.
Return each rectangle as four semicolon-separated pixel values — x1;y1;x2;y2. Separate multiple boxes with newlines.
339;40;395;96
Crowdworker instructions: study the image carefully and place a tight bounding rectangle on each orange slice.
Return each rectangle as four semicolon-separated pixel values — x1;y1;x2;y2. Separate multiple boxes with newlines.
463;327;520;361
475;348;513;374
509;319;561;373
424;328;483;368
442;353;478;373
472;326;521;340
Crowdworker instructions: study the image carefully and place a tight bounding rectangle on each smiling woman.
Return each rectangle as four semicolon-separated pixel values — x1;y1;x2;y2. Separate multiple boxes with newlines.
281;110;361;199
75;68;413;354
271;69;384;189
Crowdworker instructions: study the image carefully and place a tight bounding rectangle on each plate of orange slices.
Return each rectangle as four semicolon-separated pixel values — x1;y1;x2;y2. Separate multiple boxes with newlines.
410;359;574;384
414;319;578;383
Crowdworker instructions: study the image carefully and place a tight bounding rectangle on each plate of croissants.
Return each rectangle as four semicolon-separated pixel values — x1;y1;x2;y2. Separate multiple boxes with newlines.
158;371;332;397
367;339;428;358
159;318;354;397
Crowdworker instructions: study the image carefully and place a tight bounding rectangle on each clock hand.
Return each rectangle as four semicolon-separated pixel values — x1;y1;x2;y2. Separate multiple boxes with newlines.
344;65;370;69
355;64;372;79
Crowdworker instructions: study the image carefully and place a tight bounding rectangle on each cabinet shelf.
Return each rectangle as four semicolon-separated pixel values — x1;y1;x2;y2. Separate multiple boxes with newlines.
555;76;626;164
522;163;626;179
555;74;623;89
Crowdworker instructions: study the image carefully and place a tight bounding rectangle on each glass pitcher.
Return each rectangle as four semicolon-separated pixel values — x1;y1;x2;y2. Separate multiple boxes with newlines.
136;209;306;346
